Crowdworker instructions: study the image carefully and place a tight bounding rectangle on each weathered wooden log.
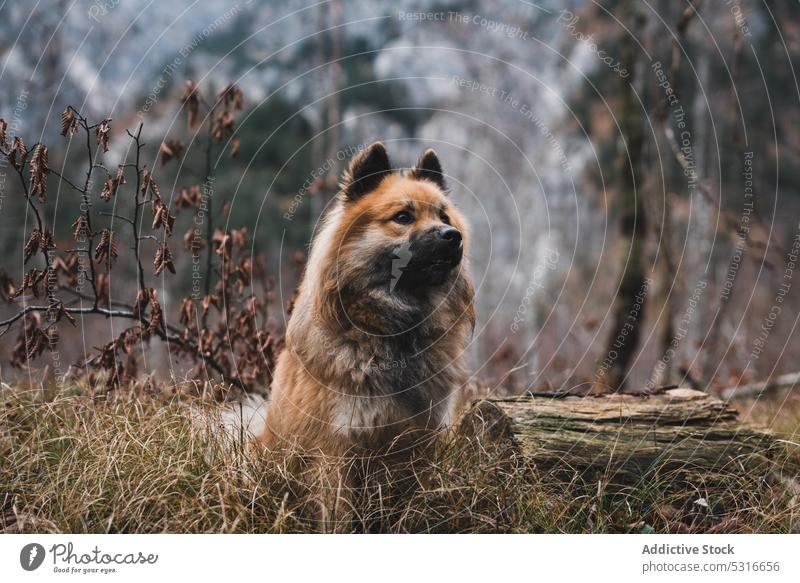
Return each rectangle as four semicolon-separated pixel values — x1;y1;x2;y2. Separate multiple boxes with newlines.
459;388;775;484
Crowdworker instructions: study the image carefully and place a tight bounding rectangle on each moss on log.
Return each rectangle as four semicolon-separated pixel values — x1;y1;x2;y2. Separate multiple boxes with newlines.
459;388;775;483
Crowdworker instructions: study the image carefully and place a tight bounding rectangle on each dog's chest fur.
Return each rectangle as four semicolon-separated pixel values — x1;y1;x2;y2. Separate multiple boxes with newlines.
293;323;462;442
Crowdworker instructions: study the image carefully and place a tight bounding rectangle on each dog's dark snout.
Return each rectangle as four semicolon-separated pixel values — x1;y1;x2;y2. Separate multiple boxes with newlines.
440;227;462;245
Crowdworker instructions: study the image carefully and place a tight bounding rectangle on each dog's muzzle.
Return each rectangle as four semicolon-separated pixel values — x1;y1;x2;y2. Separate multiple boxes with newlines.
395;227;463;290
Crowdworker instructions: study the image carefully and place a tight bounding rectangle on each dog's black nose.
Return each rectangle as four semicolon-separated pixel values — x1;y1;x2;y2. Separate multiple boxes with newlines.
440;227;462;244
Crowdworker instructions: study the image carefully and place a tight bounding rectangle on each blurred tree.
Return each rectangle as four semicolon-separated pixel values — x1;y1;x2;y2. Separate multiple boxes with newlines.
596;0;648;392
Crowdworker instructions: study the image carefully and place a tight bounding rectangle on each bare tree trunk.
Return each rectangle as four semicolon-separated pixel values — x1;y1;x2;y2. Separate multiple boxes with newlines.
325;0;342;184
649;0;678;388
596;0;648;392
701;9;747;384
651;195;677;387
690;52;718;382
309;0;342;230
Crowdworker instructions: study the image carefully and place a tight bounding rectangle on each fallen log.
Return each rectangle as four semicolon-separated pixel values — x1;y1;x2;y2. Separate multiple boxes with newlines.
459;388;775;484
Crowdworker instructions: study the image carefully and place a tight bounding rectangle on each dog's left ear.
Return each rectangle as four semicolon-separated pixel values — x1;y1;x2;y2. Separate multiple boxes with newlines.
410;149;447;192
340;142;392;202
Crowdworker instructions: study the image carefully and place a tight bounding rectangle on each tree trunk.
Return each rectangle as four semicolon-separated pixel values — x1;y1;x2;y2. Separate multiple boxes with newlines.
596;0;648;391
459;388;774;484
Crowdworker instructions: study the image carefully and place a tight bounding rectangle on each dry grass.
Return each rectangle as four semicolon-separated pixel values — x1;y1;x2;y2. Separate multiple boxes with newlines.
1;383;799;533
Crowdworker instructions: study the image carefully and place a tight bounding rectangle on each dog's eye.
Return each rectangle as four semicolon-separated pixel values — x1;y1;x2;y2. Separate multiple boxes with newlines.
439;211;451;225
393;211;414;225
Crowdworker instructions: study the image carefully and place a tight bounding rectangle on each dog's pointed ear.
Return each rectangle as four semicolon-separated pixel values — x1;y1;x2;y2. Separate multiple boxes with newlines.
410;148;447;192
340;142;392;202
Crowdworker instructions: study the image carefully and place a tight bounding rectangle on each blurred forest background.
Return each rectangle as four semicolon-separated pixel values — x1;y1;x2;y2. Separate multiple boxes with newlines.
0;0;798;397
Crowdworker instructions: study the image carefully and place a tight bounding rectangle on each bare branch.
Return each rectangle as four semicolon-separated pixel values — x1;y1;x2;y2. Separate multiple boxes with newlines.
720;372;800;400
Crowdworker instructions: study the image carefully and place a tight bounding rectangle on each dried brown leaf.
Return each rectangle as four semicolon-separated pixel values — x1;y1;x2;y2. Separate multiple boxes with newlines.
71;216;90;240
153;243;175;276
60;107;79;137
159;139;185;167
9;137;27;171
29;144;49;203
94;229;118;266
96;118;112;152
181;80;200;129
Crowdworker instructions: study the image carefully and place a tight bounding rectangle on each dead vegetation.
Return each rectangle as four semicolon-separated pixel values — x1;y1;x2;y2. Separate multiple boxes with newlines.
1;382;798;534
0;82;284;397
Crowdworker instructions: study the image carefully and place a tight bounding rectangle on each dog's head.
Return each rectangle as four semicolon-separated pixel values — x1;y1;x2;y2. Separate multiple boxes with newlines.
320;142;472;332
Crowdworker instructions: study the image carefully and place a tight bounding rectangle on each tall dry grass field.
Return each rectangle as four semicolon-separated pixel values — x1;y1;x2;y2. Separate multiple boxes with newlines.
1;382;798;533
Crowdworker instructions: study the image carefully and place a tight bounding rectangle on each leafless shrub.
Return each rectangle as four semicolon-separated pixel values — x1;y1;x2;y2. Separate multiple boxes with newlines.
0;82;285;396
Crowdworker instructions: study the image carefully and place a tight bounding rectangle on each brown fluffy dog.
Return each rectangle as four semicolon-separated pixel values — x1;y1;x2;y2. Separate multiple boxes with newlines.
257;142;474;460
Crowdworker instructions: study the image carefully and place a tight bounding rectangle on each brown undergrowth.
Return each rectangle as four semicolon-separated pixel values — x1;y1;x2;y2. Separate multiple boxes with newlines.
1;382;798;533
